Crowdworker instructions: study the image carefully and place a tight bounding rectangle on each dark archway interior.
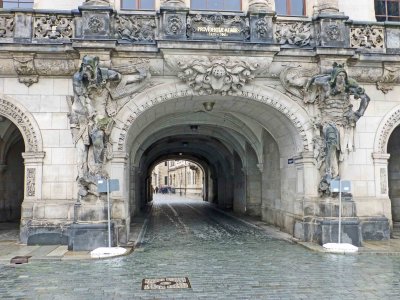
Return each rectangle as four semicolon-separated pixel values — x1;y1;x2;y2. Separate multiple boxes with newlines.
0;116;25;224
388;125;400;225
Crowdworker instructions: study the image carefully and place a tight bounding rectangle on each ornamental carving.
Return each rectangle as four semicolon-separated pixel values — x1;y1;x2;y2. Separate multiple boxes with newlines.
0;15;14;38
13;56;39;87
275;22;312;47
113;15;156;42
316;0;339;13
187;13;250;41
0;98;40;152
305;63;370;195
34;15;74;40
69;56;151;198
26;168;35;197
280;65;319;100
325;24;340;41
161;0;185;7
175;57;259;95
88;16;104;33
378;109;400;153
248;0;274;11
255;16;270;38
350;25;384;49
165;15;184;36
376;65;400;94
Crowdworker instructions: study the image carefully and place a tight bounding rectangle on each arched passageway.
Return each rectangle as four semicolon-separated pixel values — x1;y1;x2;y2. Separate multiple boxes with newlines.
116;91;312;238
0;116;25;236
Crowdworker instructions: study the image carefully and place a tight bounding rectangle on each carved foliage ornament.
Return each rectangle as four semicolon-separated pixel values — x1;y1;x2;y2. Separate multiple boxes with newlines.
255;16;270;38
0;15;14;38
166;15;184;35
350;25;384;49
177;57;259;95
275;22;312;47
325;24;340;41
13;56;39;87
114;15;156;42
88;16;104;33
34;15;74;40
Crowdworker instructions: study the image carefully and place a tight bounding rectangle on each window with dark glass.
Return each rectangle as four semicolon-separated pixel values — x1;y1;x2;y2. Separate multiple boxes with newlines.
121;0;155;10
276;0;305;16
1;0;34;8
375;0;400;21
191;0;241;11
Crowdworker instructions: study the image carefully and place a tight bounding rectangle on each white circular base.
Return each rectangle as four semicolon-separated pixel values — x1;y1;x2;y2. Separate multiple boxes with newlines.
323;243;358;253
90;247;127;258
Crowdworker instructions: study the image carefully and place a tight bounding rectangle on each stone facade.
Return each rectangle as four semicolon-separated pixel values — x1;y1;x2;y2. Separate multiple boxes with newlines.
0;0;398;248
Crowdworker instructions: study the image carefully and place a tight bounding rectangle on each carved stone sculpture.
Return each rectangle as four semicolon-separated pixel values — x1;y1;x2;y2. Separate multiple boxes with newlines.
275;22;312;47
34;15;74;40
113;15;156;42
176;57;259;95
0;15;14;38
305;63;370;195
248;0;274;12
69;56;151;198
13;56;39;87
350;25;384;50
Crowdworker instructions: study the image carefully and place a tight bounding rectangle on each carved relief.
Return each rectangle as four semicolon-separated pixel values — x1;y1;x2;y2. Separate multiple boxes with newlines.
26;168;35;197
351;25;384;50
376;66;400;94
378;109;400;153
69;56;151;198
113;15;156;42
88;16;104;33
35;59;76;76
0;98;39;152
174;57;259;95
12;56;39;87
34;15;74;40
305;63;370;195
280;65;319;100
255;16;270;38
380;168;387;194
0;15;14;38
165;15;184;36
275;22;312;47
325;24;340;41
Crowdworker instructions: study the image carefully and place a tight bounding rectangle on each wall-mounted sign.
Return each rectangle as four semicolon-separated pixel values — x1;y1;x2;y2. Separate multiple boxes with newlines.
187;13;249;41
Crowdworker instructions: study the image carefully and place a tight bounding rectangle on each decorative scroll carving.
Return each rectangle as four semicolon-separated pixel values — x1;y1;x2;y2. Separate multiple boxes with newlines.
12;56;39;87
187;13;250;41
113;15;156;42
275;22;312;47
26;168;35;197
69;56;151;198
255;16;270;38
305;63;370;195
175;57;259;95
350;25;384;49
325;24;340;41
34;15;74;40
0;15;14;38
0;98;39;152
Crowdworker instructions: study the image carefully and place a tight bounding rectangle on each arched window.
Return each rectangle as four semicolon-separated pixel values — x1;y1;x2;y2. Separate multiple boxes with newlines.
375;0;400;21
191;0;241;11
121;0;155;10
1;0;33;8
275;0;306;16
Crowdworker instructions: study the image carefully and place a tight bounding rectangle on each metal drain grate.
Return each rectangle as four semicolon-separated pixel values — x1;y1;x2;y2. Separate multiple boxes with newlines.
142;277;191;290
10;256;31;264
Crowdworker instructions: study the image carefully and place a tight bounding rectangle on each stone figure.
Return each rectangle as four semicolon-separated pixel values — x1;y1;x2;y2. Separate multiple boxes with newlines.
69;55;151;197
306;63;370;194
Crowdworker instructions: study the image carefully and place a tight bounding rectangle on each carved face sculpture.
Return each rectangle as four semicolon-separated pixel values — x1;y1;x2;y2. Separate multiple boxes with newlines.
335;71;347;93
80;56;99;83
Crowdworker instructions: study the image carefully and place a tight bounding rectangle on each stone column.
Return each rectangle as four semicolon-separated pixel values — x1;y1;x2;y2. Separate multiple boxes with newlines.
20;152;45;243
109;151;130;244
0;164;7;221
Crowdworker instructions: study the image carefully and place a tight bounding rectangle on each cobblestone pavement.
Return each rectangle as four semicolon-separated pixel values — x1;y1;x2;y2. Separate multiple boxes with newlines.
1;195;400;299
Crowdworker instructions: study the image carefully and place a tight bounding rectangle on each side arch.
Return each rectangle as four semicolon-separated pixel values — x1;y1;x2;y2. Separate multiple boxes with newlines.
374;104;400;153
0;95;43;152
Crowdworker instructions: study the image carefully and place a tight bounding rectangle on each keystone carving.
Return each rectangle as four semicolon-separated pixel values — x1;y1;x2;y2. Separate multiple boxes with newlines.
305;63;370;195
175;57;259;95
13;56;39;87
0;15;14;38
34;15;74;40
113;15;156;42
248;0;274;12
350;25;384;49
275;22;312;47
69;56;151;199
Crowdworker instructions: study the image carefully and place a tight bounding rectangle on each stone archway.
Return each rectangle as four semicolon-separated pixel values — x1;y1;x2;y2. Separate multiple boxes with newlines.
0;95;44;243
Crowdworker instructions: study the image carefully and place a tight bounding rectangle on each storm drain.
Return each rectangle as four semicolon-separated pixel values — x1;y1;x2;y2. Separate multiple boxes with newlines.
10;256;31;264
142;277;191;290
